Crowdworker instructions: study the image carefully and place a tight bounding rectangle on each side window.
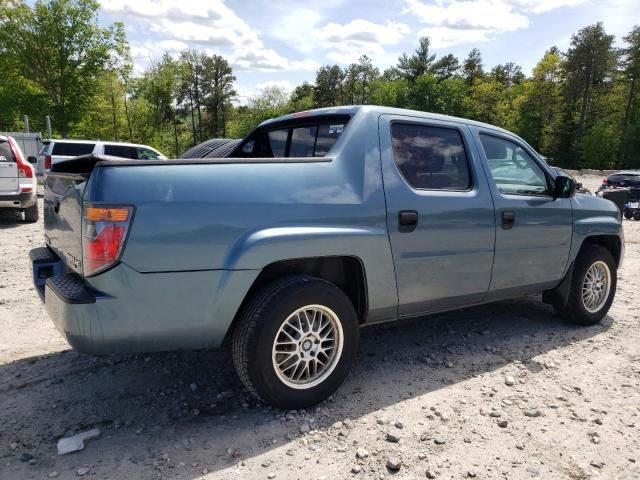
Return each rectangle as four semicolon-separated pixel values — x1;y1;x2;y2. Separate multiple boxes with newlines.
268;129;288;157
480;135;548;195
137;148;159;160
104;145;137;159
289;126;317;157
391;123;471;190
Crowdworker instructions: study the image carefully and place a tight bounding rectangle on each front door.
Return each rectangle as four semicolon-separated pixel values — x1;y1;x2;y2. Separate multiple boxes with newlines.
379;115;496;317
471;130;573;299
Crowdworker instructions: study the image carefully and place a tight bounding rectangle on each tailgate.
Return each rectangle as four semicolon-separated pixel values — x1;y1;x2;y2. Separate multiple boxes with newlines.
43;170;89;274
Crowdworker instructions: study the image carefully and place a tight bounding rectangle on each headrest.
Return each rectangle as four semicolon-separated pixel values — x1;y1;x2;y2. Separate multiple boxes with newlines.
481;136;507;160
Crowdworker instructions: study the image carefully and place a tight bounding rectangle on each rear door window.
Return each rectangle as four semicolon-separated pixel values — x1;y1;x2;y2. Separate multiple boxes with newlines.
391;123;471;190
0;142;16;162
52;142;95;156
104;144;138;159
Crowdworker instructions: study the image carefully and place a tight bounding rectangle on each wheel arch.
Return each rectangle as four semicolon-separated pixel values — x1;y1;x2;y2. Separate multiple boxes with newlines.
223;256;368;346
580;235;622;267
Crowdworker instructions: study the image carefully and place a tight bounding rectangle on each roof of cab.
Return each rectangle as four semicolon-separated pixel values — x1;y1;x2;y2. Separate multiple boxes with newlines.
259;105;514;136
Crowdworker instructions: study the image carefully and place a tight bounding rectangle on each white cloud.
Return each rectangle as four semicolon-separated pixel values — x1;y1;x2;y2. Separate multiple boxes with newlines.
273;16;410;66
404;0;591;48
102;0;316;72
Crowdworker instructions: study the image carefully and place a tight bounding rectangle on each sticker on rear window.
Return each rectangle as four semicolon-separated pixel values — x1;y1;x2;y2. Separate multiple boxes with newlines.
0;156;6;162
328;125;344;135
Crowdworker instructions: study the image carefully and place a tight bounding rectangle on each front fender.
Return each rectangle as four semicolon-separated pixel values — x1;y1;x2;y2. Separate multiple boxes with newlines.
224;225;398;323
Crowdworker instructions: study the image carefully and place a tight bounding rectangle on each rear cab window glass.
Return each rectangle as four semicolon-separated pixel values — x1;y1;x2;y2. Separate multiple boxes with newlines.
267;129;288;157
480;134;548;195
52;142;95;156
391;123;471;190
137;148;160;160
237;115;349;158
0;142;16;162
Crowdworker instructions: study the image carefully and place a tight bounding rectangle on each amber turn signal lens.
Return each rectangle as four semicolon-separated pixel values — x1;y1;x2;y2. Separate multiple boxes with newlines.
84;207;130;222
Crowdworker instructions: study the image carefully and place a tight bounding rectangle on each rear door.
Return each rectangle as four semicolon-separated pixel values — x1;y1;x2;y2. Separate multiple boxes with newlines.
379;115;496;317
0;139;19;194
103;144;138;159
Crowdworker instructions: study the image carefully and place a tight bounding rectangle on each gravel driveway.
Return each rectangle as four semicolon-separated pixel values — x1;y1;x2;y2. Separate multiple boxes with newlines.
0;175;638;480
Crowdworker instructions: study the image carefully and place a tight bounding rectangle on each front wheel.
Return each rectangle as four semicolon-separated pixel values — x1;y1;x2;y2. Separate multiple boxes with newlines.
232;276;359;409
558;245;617;326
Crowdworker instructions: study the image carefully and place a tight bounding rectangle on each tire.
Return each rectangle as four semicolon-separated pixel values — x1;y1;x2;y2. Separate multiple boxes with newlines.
24;204;39;222
558;245;616;326
634;211;640;221
624;209;633;219
232;275;359;409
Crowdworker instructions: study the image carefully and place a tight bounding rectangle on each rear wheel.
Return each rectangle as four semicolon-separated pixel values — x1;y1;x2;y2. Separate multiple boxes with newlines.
558;245;616;326
232;275;359;409
624;208;633;219
23;204;38;222
634;211;640;221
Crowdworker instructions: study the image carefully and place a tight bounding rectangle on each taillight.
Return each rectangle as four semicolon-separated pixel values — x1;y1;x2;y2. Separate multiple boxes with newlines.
45;155;52;169
602;177;608;185
8;137;33;179
82;205;133;276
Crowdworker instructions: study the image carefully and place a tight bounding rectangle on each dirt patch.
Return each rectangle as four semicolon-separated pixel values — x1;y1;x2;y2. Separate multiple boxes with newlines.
0;176;638;480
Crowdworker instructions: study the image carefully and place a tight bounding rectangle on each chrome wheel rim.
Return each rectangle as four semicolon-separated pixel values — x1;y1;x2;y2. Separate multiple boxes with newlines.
582;261;611;313
272;305;344;390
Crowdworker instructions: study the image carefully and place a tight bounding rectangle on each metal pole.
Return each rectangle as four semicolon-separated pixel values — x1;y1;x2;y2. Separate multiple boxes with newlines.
24;115;30;133
45;116;52;138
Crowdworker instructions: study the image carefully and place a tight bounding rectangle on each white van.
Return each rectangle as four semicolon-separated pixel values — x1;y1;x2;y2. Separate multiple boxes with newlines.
0;135;38;222
36;140;167;179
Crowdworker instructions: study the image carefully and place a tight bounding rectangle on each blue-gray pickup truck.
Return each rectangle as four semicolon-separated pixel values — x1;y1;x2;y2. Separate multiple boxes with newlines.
31;106;624;409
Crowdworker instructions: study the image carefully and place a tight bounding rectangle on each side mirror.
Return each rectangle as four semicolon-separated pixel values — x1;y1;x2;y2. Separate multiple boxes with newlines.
553;175;577;199
27;156;37;164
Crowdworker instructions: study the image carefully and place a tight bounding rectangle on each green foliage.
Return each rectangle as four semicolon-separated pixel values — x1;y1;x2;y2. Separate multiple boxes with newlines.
0;0;120;136
0;1;638;167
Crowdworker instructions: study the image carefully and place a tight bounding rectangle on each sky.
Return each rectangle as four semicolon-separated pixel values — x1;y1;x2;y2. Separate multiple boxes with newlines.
97;0;640;103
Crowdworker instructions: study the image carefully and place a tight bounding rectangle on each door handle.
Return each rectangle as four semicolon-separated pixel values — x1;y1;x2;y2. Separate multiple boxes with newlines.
501;210;515;229
398;210;418;232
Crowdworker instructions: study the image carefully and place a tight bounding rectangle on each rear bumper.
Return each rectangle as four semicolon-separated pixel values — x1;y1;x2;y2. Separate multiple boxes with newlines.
0;190;37;208
30;246;259;355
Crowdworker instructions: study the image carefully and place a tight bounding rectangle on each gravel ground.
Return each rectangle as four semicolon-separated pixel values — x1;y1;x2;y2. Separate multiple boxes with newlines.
0;175;638;480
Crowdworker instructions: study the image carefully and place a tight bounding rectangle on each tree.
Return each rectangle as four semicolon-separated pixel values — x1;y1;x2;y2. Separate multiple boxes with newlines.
620;25;640;167
397;37;436;82
516;49;563;156
432;54;460;80
562;23;618;168
314;65;344;107
0;0;120;137
490;62;525;88
201;54;236;138
463;48;484;86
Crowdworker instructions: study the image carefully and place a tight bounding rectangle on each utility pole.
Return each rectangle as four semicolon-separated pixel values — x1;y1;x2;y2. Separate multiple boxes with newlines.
24;115;30;133
45;116;52;138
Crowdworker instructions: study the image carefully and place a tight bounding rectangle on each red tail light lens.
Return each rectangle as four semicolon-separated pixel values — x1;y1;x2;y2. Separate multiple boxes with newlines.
7;137;33;179
82;205;133;276
45;155;52;169
602;177;608;184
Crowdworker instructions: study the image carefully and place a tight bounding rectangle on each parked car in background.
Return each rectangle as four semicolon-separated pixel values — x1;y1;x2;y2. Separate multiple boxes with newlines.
597;170;640;191
31;106;623;409
36;140;166;179
554;167;591;194
0;135;38;221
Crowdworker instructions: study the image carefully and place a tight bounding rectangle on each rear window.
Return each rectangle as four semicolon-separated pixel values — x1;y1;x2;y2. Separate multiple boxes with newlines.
238;115;349;158
52;142;95;156
0;142;15;162
38;142;50;155
608;174;640;185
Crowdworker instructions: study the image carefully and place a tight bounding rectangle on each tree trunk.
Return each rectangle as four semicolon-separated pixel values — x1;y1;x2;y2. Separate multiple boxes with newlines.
123;89;133;142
